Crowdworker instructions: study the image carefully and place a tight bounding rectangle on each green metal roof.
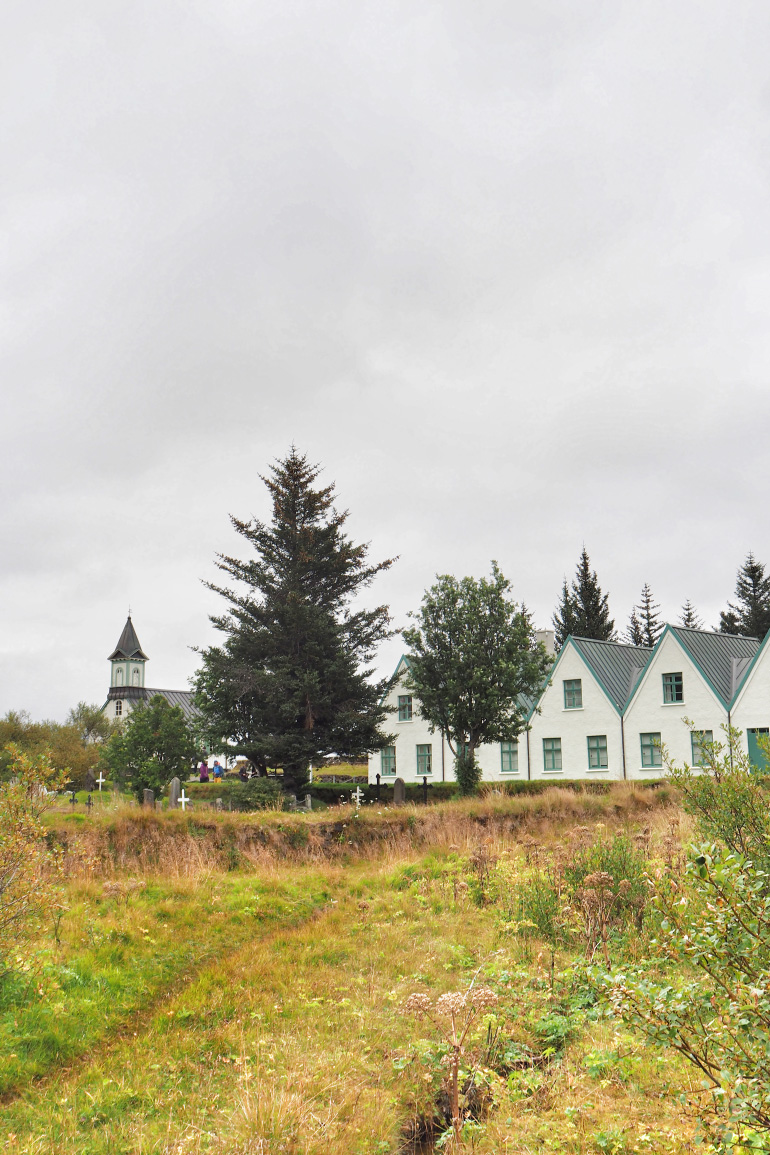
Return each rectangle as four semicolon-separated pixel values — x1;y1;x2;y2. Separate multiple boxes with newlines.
668;626;759;708
569;636;652;713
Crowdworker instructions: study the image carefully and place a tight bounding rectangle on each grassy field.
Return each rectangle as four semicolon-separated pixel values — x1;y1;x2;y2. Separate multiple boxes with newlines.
1;787;701;1153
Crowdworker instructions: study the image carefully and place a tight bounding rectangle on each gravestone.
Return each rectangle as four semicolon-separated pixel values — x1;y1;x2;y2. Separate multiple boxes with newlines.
304;794;312;811
143;788;155;808
393;777;406;806
84;770;96;792
168;777;181;809
216;798;223;811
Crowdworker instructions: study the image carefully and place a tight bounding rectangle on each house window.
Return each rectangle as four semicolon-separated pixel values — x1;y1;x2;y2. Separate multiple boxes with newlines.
662;673;683;703
640;732;662;768
501;741;519;772
587;735;608;769
543;738;562;771
690;730;713;767
417;744;432;775
381;747;396;776
115;700;123;717
563;679;583;709
398;695;413;721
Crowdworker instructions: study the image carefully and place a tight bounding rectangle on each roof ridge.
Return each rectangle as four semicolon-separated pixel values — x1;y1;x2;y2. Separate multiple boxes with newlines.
672;624;759;642
572;636;652;654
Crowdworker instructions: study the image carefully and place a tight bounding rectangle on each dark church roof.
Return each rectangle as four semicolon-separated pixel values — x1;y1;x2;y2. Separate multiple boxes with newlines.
145;689;199;720
108;616;149;661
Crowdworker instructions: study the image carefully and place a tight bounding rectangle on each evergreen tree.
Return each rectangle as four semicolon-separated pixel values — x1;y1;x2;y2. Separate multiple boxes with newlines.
626;608;644;646
679;600;703;629
193;449;396;793
720;553;770;639
553;578;579;649
633;583;663;648
553;548;615;646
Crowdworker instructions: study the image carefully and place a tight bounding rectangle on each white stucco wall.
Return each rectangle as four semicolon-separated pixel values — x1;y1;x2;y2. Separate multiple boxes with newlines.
528;642;624;781
623;631;727;779
730;638;770;760
367;660;525;785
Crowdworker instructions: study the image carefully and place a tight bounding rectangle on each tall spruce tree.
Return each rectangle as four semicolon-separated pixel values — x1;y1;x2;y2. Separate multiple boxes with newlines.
193;449;396;793
631;583;663;648
626;608;644;646
553;548;615;647
679;599;703;629
720;553;770;639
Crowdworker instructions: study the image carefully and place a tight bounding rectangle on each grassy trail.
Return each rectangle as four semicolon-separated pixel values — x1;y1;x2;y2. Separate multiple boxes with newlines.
1;850;695;1154
0;868;337;1102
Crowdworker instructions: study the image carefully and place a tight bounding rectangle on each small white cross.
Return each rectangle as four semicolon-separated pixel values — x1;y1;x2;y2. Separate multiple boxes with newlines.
179;790;189;811
352;786;364;811
96;773;106;791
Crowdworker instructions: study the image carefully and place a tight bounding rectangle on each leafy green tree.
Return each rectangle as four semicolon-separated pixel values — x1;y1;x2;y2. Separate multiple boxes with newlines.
403;563;551;795
679;599;703;629
603;729;770;1148
630;582;663;648
720;552;770;639
0;710;102;789
66;702;116;744
101;696;200;801
553;548;615;647
0;746;65;970
194;448;395;795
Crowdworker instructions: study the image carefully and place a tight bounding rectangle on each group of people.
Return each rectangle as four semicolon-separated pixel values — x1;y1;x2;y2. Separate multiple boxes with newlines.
198;760;224;782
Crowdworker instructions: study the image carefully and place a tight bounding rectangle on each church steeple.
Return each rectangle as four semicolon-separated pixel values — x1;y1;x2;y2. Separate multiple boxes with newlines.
108;614;148;691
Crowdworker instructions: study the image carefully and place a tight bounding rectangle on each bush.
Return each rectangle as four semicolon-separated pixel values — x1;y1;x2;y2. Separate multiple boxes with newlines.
563;832;647;927
227;777;286;812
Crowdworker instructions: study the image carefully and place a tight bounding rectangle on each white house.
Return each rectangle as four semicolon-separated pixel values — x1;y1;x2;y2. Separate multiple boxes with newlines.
527;637;651;781
369;625;766;785
623;626;758;780
368;633;556;785
727;629;770;769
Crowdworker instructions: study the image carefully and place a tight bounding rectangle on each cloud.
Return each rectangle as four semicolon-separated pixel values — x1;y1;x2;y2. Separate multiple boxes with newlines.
3;0;770;716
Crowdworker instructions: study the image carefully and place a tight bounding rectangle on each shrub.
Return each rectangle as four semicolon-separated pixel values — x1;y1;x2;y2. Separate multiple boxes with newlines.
0;746;65;970
227;777;286;812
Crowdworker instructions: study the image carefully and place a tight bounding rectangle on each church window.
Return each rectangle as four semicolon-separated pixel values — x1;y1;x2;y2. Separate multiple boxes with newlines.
115;701;123;717
115;667;123;686
132;668;141;686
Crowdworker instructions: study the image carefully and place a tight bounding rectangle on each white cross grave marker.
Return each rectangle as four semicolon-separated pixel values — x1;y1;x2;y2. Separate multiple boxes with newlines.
179;790;189;812
352;786;364;811
96;773;106;792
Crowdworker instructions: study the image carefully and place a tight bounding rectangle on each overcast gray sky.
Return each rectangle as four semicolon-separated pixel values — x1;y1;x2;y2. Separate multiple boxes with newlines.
3;0;770;719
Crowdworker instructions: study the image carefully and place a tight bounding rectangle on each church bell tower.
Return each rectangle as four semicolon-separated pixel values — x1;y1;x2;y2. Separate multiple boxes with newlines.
107;615;149;719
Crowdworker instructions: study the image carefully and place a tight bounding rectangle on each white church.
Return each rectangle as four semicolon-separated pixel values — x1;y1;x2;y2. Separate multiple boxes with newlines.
101;616;198;722
369;625;770;784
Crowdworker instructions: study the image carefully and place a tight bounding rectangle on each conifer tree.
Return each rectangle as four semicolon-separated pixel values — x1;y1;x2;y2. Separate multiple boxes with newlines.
553;548;615;646
720;553;770;639
553;578;579;649
632;583;663;648
193;449;396;793
626;608;644;646
679;600;703;629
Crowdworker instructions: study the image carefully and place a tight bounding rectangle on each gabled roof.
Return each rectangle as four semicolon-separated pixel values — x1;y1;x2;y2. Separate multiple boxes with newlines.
569;636;652;714
108;616;148;661
667;626;759;709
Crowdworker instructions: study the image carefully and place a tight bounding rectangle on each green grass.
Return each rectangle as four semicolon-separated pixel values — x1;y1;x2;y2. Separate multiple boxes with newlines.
0;797;698;1153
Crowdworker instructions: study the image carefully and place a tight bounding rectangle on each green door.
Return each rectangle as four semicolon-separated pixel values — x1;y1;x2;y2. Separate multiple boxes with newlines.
747;728;770;771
